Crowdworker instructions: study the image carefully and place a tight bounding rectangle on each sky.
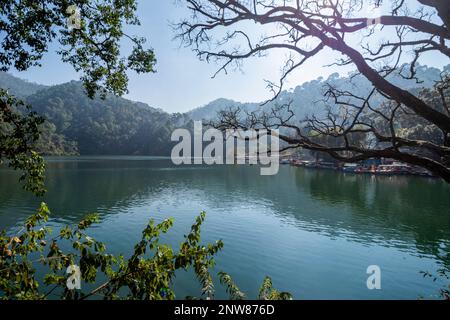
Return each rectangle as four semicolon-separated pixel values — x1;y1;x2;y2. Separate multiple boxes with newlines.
9;0;449;113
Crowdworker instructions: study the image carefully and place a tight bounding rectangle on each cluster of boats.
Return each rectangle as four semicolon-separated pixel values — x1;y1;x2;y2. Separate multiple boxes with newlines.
281;159;434;177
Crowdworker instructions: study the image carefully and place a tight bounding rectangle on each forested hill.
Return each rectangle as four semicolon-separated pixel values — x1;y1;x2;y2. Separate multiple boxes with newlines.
0;72;48;99
0;73;187;156
28;81;184;156
187;64;449;122
0;64;446;156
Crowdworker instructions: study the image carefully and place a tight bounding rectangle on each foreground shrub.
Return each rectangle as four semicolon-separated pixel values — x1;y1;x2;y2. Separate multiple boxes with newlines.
0;203;291;300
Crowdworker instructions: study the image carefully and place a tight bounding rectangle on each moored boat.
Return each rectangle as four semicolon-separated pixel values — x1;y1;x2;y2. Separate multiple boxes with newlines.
355;165;377;174
342;163;358;173
376;163;411;175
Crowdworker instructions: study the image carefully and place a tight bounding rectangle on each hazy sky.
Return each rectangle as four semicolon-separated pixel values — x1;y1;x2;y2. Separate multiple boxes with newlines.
10;0;448;113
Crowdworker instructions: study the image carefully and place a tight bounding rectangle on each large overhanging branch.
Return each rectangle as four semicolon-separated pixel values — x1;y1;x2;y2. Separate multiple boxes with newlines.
417;0;450;29
177;0;450;132
178;0;450;181
208;98;450;182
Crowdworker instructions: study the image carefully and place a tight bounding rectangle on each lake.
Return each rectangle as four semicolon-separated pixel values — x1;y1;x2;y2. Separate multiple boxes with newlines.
0;156;449;299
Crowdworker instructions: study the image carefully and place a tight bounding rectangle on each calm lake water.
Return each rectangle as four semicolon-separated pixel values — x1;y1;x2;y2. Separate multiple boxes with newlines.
0;157;449;299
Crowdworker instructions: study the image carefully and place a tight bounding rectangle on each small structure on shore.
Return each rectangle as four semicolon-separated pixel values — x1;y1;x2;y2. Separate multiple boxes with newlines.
286;157;434;178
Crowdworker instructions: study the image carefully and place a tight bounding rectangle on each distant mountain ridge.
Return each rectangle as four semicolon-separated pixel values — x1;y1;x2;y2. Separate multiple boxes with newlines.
187;64;449;122
0;72;48;98
0;73;184;156
0;64;447;156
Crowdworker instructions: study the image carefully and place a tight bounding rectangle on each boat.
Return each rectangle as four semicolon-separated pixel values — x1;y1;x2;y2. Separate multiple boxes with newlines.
355;165;377;174
303;161;315;167
342;163;358;173
376;163;411;175
290;160;311;167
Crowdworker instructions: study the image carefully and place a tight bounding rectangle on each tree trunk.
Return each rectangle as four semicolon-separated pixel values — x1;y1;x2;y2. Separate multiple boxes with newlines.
418;0;450;30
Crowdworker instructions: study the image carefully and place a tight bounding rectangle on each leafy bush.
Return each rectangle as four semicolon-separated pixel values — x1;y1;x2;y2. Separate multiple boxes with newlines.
0;89;46;196
0;204;292;300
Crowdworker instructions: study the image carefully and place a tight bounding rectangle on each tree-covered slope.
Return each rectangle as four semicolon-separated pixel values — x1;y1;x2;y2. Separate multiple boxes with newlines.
1;63;446;157
187;64;448;122
25;81;177;156
0;72;48;99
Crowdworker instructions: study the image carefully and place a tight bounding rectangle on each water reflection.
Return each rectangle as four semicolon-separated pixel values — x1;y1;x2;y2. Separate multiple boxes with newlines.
293;169;450;268
1;159;449;260
0;157;449;298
